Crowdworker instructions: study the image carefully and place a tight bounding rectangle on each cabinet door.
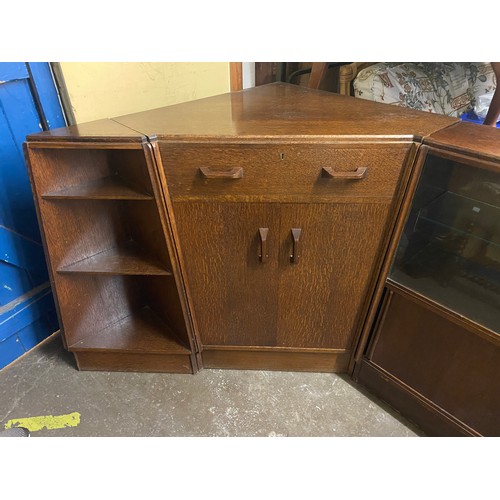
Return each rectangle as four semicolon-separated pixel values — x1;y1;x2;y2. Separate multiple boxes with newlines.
362;288;500;436
172;201;279;347
277;202;392;349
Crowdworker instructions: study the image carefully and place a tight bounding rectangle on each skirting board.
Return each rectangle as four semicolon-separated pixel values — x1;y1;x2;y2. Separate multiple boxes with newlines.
201;347;350;373
73;350;196;374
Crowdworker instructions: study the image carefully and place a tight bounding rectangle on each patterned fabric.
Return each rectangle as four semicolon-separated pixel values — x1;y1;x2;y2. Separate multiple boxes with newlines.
353;63;496;117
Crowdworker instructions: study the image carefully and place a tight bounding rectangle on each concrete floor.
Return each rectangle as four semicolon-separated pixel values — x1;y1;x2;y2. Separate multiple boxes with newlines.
0;333;423;437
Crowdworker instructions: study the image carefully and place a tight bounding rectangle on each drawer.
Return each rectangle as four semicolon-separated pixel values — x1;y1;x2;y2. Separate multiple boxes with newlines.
159;142;412;202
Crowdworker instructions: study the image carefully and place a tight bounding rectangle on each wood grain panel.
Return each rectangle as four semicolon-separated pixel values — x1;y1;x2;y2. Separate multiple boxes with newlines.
356;359;476;436
160;143;411;201
40;199;171;274
55;274;143;345
277;202;392;349
42;176;153;200
229;62;243;91
112;82;457;140
144;141;202;362
29;147;154;199
424;121;500;164
26;118;146;143
202;348;350;372
126;200;174;271
57;242;170;275
110;149;155;195
172;201;280;346
368;289;500;436
74;351;193;373
29;147;111;196
69;306;190;353
141;275;191;349
40;200;129;269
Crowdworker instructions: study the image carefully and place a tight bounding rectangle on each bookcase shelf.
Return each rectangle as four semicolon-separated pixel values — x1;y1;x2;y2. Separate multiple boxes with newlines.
42;175;154;200
57;243;172;276
69;306;190;354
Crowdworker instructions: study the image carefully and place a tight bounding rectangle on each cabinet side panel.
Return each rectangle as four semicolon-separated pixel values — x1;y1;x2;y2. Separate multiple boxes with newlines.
145;142;203;365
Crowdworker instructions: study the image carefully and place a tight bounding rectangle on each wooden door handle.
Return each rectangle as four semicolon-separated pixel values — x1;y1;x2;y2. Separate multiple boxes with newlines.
290;228;302;264
258;228;269;263
199;166;244;179
322;166;368;179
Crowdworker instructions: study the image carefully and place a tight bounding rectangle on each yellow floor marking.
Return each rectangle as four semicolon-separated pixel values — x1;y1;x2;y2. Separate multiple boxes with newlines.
4;412;81;432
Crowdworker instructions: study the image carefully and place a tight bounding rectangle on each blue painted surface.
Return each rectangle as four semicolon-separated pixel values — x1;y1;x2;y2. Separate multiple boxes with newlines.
0;261;34;306
0;283;55;341
460;110;500;128
28;63;66;130
0;334;25;370
0;62;29;82
0;224;48;275
18;314;58;352
0;62;64;369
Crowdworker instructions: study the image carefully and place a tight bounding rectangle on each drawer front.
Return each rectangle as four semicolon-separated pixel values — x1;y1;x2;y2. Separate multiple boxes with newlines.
159;142;412;202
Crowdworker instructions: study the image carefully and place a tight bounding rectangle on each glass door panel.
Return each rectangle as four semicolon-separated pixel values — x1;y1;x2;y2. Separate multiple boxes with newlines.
389;152;500;334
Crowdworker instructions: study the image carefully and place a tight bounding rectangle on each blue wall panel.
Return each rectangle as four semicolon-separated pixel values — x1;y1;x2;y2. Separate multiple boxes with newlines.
0;63;29;82
0;62;64;369
0;261;34;306
28;63;66;130
0;78;43;238
0;334;26;370
17;314;58;353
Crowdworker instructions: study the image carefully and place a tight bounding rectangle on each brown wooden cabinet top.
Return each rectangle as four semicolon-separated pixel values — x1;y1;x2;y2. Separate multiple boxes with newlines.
424;121;500;163
28;83;460;144
27;118;146;144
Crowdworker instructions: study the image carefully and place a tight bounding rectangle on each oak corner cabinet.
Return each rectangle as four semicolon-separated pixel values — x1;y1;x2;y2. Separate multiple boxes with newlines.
24;83;500;435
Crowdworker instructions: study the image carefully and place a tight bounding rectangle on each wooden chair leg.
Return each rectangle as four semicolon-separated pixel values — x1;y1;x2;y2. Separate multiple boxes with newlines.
338;63;358;95
308;63;329;89
483;62;500;126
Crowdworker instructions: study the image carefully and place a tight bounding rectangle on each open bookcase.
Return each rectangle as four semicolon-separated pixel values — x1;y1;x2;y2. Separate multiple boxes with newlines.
25;140;198;373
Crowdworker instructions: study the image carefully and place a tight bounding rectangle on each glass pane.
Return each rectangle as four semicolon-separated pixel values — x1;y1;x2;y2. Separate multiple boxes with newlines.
389;152;500;334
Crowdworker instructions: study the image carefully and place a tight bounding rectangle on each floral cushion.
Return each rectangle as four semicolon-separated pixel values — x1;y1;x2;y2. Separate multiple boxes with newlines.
353;63;496;117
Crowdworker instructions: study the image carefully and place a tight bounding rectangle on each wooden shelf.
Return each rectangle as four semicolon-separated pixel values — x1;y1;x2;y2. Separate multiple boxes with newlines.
57;243;171;275
69;306;190;354
42;175;153;200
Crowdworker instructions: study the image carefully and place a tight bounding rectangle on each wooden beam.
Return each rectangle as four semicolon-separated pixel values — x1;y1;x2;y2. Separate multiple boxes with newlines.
229;62;243;91
308;62;328;89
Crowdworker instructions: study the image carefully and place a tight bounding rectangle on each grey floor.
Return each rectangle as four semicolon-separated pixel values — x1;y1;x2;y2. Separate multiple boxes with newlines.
0;333;423;437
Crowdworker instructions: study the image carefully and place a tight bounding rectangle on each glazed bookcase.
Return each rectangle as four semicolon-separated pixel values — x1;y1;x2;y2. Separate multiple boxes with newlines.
354;124;500;437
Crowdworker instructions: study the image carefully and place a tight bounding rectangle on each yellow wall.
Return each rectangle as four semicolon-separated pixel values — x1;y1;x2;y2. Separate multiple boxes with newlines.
59;62;230;123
